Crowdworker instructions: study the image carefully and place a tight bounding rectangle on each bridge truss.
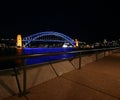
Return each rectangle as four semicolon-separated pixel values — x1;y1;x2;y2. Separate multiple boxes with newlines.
23;31;75;47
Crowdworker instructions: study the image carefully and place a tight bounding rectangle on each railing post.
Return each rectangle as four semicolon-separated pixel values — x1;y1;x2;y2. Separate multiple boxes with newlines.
96;51;98;61
79;52;81;69
23;59;27;94
21;59;29;97
13;67;22;96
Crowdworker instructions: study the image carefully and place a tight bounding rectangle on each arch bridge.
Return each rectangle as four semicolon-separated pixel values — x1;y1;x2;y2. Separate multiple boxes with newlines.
22;31;76;47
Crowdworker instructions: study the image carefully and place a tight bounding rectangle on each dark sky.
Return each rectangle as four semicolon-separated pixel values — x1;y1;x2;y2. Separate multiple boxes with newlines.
0;1;120;43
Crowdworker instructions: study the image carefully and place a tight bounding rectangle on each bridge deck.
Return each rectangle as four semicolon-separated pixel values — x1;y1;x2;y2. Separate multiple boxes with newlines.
5;51;120;100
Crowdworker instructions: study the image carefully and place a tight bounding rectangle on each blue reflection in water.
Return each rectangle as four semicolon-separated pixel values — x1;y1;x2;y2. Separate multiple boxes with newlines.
22;48;75;65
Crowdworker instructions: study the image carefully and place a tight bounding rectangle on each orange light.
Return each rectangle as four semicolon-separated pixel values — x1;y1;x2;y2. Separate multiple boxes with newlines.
75;39;79;47
17;34;22;47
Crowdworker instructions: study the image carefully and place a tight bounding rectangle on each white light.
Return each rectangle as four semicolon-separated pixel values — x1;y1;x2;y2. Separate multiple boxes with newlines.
62;44;68;48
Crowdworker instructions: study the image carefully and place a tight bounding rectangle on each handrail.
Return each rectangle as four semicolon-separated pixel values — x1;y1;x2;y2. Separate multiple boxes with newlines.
0;47;119;61
68;47;120;53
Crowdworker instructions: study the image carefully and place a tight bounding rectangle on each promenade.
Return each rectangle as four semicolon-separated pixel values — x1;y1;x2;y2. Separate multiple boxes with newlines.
5;51;120;100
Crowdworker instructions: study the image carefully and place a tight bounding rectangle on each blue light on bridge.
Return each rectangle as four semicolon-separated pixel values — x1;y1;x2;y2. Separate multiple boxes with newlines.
22;31;76;47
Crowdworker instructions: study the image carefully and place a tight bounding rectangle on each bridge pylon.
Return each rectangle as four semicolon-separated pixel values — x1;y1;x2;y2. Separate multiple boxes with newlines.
75;39;79;47
17;34;22;48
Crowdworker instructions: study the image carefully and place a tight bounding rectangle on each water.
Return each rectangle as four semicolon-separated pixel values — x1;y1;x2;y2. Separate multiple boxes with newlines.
0;48;75;70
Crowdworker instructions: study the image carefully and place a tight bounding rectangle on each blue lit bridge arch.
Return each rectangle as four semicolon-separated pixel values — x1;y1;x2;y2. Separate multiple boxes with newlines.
23;31;76;47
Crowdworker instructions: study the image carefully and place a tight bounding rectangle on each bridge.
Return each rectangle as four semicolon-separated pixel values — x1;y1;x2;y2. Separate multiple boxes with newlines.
22;31;76;47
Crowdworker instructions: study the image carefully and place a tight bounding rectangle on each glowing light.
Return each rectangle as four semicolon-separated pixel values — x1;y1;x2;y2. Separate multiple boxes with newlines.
62;43;68;48
75;39;79;47
17;34;22;47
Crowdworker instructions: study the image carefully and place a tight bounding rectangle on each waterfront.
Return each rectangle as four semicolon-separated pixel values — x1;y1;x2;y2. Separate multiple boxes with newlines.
5;52;120;100
0;48;75;70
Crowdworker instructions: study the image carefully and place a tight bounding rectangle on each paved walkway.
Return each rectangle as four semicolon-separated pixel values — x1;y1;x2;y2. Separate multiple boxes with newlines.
5;52;120;100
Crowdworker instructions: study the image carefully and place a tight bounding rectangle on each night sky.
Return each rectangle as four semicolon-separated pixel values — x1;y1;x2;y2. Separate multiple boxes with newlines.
0;1;120;43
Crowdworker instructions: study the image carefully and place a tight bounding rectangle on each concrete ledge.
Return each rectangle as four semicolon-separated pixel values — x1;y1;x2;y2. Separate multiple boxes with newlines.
70;58;79;69
97;52;104;59
25;64;57;89
0;73;18;99
51;60;75;76
81;54;96;67
105;51;109;56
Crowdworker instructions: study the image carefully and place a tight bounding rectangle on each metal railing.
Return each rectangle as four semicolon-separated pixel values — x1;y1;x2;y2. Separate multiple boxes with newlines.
0;47;120;97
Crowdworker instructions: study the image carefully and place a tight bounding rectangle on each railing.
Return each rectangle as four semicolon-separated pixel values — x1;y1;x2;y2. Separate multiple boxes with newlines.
0;47;120;97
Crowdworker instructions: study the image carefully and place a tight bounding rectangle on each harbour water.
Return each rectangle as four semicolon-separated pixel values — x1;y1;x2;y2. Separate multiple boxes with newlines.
0;48;75;70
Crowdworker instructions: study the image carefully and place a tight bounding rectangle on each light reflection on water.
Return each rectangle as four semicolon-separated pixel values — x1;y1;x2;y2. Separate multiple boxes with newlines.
22;48;75;65
0;48;75;70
